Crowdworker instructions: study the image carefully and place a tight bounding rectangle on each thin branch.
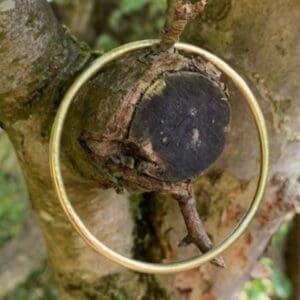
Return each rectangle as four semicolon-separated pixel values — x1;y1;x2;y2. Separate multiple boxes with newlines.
161;0;207;50
173;193;225;268
165;0;179;29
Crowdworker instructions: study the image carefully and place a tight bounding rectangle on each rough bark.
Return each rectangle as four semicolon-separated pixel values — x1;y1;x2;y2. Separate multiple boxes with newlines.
171;1;300;298
0;1;136;299
1;0;300;300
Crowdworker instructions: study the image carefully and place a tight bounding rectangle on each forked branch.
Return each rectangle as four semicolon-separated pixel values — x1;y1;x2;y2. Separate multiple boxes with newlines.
173;192;225;268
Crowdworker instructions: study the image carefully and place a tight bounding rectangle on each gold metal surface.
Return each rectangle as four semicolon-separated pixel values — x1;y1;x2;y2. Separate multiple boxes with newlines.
49;40;269;274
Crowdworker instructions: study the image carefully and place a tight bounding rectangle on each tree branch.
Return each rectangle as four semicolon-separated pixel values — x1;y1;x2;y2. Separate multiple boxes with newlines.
0;0;90;125
174;193;225;268
1;1;300;299
161;0;207;50
0;1;135;298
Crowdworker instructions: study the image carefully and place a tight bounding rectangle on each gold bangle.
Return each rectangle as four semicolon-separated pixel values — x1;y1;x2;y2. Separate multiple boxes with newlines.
49;40;269;274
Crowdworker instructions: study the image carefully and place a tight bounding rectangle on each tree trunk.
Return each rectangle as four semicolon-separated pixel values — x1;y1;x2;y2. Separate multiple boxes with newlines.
0;0;300;299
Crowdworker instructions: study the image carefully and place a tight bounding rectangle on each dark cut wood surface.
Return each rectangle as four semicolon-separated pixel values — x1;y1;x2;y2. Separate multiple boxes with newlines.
129;72;231;182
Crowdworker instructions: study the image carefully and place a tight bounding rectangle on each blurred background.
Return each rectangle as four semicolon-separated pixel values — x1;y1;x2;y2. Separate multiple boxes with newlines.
0;0;296;299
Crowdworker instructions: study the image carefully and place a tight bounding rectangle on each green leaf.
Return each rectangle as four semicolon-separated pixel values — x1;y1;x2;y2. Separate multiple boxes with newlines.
272;222;290;247
0;133;27;248
95;34;120;52
272;272;292;299
119;0;149;15
244;279;273;300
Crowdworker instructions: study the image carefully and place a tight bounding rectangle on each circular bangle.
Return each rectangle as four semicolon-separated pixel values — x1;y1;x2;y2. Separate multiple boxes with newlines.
49;39;269;274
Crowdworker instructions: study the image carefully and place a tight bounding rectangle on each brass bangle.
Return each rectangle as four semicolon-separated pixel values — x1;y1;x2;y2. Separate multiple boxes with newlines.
49;40;269;274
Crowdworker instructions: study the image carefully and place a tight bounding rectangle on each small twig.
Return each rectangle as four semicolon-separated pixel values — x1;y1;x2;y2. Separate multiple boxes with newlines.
161;0;207;51
173;192;225;268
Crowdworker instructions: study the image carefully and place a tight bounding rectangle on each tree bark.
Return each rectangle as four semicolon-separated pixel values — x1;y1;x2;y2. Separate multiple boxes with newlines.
1;0;300;299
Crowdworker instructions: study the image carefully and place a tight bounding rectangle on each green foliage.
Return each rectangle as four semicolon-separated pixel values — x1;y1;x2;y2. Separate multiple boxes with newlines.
119;0;150;15
241;257;292;300
95;0;166;51
272;271;292;300
0;131;27;248
271;222;291;248
3;263;57;300
241;222;293;300
0;173;26;247
94;34;119;53
243;279;273;300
